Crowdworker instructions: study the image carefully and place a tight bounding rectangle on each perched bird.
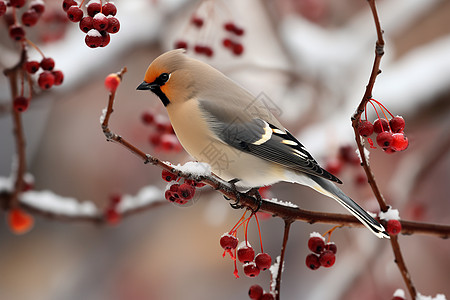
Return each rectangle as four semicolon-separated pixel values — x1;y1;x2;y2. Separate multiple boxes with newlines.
137;49;389;239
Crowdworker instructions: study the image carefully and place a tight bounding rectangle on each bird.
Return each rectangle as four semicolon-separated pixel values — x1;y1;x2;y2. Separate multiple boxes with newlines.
137;49;389;239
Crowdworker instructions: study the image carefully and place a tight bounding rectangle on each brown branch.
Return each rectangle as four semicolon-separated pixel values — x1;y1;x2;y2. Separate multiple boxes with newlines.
273;219;293;300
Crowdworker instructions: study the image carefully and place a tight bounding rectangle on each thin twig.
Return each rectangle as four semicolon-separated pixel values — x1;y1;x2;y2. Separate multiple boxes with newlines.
274;219;293;300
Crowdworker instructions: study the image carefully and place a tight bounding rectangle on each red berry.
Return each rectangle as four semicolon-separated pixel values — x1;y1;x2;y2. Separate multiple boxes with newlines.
222;38;233;48
220;233;239;250
38;71;55;90
22;9;39;26
324;242;337;254
384;147;396;154
194;45;205;54
9;25;26;41
105;207;121;225
104;73;120;92
255;253;272;271
160;134;178;151
52;70;64;85
62;0;76;11
155;117;171;133
386;219;402;236
149;133;161;146
191;16;204;27
79;16;94;33
373;118;389;133
305;253;320;270
106;17;120;34
179;183;195;200
85;29;103;48
93;13;108;31
224;22;236;32
243;262;260;278
100;31;110;47
376;131;394;148
338;145;360;165
237;243;255;263
325;159;342;176
174;40;188;50
102;2;117;16
30;1;45;15
141;111;155;125
13;96;30;112
87;1;101;17
10;0;26;8
203;46;214;57
7;208;34;234
184;179;205;187
232;43;244;56
67;6;83;22
25;61;40;74
392;297;405;300
319;250;336;267
0;1;6;17
109;193;122;205
389;116;405;133
248;284;263;300
40;57;55;71
308;236;325;254
260;293;275;300
358;120;374;137
161;169;178;182
233;26;244;36
391;133;409;151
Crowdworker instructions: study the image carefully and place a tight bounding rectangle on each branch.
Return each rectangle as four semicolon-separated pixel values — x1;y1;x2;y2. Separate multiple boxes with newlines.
273;219;292;300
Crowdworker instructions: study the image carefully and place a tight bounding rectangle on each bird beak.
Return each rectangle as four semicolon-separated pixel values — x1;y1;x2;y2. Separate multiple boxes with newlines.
136;81;155;91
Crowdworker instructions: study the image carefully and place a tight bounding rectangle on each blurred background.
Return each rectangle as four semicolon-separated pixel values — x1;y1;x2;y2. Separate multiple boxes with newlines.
1;0;449;299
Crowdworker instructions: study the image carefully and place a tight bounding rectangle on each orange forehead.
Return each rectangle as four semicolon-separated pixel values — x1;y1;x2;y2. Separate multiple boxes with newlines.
144;63;167;83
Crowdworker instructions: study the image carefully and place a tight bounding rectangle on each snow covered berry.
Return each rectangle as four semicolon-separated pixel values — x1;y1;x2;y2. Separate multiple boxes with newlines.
85;29;103;48
389;116;405;133
220;233;238;250
87;1;101;17
79;16;93;33
161;170;178;182
237;242;255;263
319;250;336;267
93;13;108;31
308;235;325;254
102;2;117;16
40;57;55;71
358;120;374;137
243;262;260;278
391;133;409;151
255;253;272;271
324;242;337;254
376;131;393;148
386;219;402;236
67;6;83;22
179;183;195;200
248;284;263;299
22;9;39;26
305;253;321;270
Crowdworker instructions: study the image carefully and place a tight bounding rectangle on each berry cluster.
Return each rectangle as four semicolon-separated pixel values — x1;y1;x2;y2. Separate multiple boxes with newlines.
358;99;409;154
220;210;272;280
325;145;368;186
305;232;337;270
3;0;45;41
173;7;245;58
141;111;182;152
7;207;35;235
63;0;120;48
248;284;275;300
161;169;205;206
104;193;121;225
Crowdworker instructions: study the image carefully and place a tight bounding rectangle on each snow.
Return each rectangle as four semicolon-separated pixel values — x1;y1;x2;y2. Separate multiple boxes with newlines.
237;240;251;250
172;161;211;177
379;207;400;221
0;176;13;192
355;147;370;164
394;289;405;298
20;190;97;216
269;256;283;293
87;29;102;37
117;186;164;213
99;108;107;124
264;197;298;208
416;292;447;300
93;13;106;21
309;231;325;240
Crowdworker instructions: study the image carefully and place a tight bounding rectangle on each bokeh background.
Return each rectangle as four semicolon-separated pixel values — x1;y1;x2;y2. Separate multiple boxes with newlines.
1;0;449;299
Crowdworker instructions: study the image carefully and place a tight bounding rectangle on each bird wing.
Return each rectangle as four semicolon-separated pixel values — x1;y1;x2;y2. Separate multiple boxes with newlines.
198;99;342;184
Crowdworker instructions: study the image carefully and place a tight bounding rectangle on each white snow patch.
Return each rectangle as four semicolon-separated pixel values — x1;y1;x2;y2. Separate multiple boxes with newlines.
264;197;298;208
100;108;107;123
0;176;13;192
269;256;283;293
20;190;97;216
93;13;106;20
416;292;447;300
117;186;163;213
87;29;102;37
173;161;211;177
237;240;251;250
379;207;400;221
309;231;325;241
355;147;370;164
394;289;405;298
367;211;377;218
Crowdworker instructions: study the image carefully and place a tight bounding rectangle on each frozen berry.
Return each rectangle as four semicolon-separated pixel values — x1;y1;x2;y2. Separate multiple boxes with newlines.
220;233;238;250
160;134;178;151
373;118;389;133
358;120;374;137
25;61;40;74
324;242;337;254
248;284;263;300
174;40;188;50
106;17;120;33
38;71;55;90
79;16;93;33
141;111;154;125
243;262;260;278
9;25;26;41
40;57;55;71
305;253;320;270
30;1;45;15
376;131;394;148
85;29;103;48
104;73;120;92
62;0;76;12
13;96;30;112
52;70;64;85
67;6;83;22
237;243;255;263
386;219;402;236
184;179;205;188
260;293;275;300
93;13;108;31
389;116;405;133
100;31;110;47
308;236;325;254
105;207;121;225
102;2;117;16
255;253;272;271
319;250;336;267
179;183;195;200
161;169;178;182
22;9;39;26
391;133;409;151
7;208;34;234
87;1;101;17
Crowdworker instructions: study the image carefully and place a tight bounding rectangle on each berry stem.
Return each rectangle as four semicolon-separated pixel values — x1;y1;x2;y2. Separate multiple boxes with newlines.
25;39;45;58
370;98;395;118
254;212;264;253
322;225;343;243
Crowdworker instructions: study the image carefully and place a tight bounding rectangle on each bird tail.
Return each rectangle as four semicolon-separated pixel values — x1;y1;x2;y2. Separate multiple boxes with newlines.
308;176;389;239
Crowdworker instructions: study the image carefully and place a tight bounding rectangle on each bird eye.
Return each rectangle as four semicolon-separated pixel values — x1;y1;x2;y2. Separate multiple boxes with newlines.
159;73;170;83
